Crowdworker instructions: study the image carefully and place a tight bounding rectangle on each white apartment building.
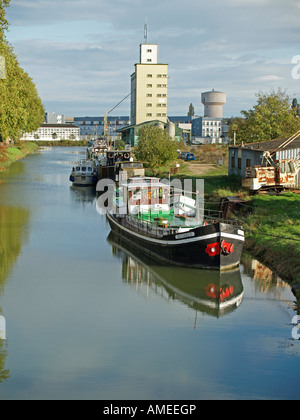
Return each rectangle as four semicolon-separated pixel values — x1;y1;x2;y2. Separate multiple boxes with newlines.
130;42;168;126
20;124;80;141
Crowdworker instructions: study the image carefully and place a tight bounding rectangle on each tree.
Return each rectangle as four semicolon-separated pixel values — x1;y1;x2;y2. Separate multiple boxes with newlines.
228;89;300;144
292;98;300;117
135;125;178;171
188;103;195;117
114;139;126;150
0;0;10;42
0;1;45;142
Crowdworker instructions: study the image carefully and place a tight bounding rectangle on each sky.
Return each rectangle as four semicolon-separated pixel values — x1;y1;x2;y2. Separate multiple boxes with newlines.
4;0;300;118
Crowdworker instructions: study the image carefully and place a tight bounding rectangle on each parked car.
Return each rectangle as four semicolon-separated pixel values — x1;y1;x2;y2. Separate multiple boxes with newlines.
185;153;195;161
179;151;189;159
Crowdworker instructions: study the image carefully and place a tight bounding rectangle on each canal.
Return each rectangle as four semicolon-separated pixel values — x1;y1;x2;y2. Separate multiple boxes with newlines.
0;147;299;400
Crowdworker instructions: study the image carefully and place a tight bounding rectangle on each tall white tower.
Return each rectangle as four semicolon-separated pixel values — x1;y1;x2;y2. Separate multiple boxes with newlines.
130;25;168;125
201;89;226;118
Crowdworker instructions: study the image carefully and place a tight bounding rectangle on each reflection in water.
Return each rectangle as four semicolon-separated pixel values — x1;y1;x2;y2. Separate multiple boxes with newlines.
242;254;292;296
69;185;96;205
0;204;29;384
0;331;9;383
0;314;5;339
108;232;244;320
0;205;30;294
0;160;26;180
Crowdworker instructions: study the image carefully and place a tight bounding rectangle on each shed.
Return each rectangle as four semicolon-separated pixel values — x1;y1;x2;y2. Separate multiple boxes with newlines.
228;134;300;187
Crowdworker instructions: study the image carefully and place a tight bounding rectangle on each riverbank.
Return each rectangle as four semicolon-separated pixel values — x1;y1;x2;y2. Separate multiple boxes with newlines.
162;162;300;310
0;142;39;175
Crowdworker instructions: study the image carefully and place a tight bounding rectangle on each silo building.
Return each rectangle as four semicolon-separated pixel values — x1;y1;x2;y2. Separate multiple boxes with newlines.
201;89;226;118
191;89;228;144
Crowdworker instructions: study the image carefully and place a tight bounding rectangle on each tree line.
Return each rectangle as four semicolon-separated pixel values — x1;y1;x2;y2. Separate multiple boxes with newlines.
0;1;44;143
227;89;300;144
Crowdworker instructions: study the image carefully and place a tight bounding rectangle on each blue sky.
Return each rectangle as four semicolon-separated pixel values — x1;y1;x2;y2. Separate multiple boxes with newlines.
5;0;300;118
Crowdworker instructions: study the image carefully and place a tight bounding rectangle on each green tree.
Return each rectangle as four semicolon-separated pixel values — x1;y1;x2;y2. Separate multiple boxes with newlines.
135;125;178;170
228;89;300;144
292;98;300;117
0;0;10;42
114;139;126;150
0;1;45;142
188;103;195;117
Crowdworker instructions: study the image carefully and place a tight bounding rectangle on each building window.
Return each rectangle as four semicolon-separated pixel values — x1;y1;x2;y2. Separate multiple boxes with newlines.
231;156;235;168
147;74;152;78
146;84;152;88
146;103;152;107
146;113;152;117
238;158;242;169
146;49;152;53
146;93;152;97
246;159;251;168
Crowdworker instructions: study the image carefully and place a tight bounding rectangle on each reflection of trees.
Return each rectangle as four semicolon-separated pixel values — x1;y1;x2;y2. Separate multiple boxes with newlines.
241;253;289;294
0;332;9;383
0;205;29;384
0;205;29;294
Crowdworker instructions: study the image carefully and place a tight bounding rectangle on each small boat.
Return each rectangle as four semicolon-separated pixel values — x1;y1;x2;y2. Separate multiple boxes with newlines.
69;160;98;186
106;177;245;270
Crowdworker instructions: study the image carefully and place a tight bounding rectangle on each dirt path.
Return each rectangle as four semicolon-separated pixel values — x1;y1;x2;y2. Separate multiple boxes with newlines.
182;163;216;175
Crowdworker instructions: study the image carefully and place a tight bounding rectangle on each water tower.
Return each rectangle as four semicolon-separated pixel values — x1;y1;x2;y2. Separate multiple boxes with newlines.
201;89;226;118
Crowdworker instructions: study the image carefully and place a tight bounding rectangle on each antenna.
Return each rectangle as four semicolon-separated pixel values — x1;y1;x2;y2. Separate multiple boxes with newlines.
144;21;148;43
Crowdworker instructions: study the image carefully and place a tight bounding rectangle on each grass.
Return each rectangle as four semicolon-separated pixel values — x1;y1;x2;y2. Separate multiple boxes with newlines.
243;193;300;292
151;160;300;306
0;142;39;173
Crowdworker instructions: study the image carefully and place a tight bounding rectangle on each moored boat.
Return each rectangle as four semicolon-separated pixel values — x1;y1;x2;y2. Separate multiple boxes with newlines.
69;160;98;186
106;177;245;270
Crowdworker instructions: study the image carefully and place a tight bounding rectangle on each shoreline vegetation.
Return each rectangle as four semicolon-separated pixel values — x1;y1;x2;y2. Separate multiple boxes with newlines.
153;159;300;310
0;142;299;309
0;141;39;175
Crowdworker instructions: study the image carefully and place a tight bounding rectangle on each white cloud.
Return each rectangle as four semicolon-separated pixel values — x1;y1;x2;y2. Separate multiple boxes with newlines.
257;75;283;81
5;0;300;117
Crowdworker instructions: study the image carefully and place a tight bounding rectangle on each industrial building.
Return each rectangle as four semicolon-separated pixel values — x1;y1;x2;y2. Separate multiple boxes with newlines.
73;116;130;139
20;123;80;141
191;90;228;144
130;33;168;126
228;136;300;188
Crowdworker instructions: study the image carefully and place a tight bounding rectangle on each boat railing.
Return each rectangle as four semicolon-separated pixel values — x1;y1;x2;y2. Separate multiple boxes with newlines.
124;215;177;238
203;209;240;226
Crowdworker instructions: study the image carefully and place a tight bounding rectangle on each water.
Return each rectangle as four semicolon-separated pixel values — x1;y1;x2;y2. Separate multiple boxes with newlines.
0;147;299;400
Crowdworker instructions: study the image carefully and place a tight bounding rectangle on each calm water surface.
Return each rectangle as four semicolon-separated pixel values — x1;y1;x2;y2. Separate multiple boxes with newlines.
0;147;299;400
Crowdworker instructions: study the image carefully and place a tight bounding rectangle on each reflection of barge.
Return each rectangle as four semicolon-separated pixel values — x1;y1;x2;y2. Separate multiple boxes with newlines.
108;232;244;318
